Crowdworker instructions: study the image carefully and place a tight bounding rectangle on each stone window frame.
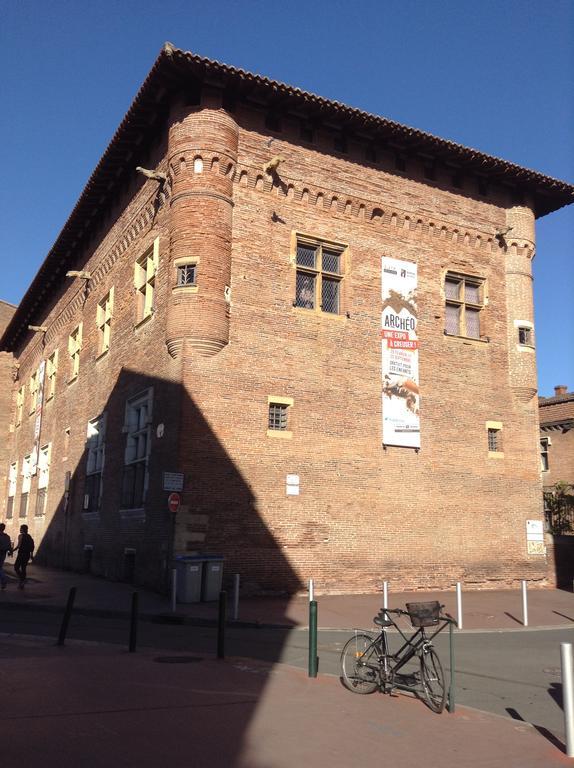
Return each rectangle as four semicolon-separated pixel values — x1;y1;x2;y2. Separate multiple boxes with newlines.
96;287;114;358
35;443;51;517
28;370;39;415
46;350;58;402
84;413;106;515
444;271;487;341
514;319;535;351
121;388;153;511
68;323;83;383
20;454;32;518
486;421;504;458
134;237;159;324
267;396;294;440
6;460;18;519
540;437;550;472
16;385;25;426
291;232;349;318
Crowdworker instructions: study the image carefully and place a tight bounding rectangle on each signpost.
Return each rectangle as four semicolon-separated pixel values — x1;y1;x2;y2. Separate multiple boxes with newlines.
163;472;184;492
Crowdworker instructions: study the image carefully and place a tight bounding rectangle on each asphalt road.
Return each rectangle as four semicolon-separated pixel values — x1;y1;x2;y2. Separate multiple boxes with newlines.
1;607;572;740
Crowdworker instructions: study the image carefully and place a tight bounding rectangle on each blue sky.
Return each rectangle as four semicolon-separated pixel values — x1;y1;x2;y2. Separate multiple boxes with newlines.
1;0;572;396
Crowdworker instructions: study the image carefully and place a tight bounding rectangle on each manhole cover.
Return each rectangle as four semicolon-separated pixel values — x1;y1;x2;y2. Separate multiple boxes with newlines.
543;667;561;676
154;656;203;664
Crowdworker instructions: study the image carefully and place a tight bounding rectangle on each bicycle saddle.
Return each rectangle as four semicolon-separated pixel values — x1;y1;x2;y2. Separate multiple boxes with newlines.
373;612;393;627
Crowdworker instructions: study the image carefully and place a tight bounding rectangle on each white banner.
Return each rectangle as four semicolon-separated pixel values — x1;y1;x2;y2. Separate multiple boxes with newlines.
381;257;420;448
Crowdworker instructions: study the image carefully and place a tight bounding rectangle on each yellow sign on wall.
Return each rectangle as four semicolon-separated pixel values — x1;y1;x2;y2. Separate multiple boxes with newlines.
527;541;546;556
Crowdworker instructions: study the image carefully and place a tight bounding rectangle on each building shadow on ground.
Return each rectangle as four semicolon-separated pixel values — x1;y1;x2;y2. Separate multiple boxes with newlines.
4;366;302;767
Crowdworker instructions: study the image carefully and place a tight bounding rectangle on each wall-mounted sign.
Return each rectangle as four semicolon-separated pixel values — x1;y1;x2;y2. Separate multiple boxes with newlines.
163;472;184;492
381;257;420;448
286;474;300;496
168;492;181;513
526;519;545;555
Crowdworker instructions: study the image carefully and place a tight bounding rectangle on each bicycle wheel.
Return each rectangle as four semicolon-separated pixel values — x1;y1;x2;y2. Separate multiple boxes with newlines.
340;633;380;694
419;647;446;713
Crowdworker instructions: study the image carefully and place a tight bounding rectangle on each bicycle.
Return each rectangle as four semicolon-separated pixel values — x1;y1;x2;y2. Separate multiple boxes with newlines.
340;601;455;713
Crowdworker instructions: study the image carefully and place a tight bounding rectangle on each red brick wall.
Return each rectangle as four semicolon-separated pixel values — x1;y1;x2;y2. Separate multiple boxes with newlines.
542;429;574;489
1;96;551;593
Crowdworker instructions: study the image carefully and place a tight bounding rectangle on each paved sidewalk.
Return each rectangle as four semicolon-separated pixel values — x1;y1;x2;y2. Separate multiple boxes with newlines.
1;566;574;765
1;564;573;631
0;634;570;767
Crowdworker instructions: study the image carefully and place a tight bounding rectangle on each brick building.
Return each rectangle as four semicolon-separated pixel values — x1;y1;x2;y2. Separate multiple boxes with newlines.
539;385;574;533
540;385;574;488
1;44;573;593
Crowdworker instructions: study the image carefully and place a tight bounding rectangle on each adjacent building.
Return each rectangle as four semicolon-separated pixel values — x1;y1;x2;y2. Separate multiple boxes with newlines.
540;385;574;534
1;44;573;593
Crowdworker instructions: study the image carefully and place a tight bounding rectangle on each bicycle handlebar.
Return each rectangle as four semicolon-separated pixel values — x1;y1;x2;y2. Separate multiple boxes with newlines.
379;605;456;623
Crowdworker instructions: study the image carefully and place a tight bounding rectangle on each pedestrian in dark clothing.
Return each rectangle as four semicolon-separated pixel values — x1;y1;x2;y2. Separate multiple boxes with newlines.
12;525;34;589
0;523;12;590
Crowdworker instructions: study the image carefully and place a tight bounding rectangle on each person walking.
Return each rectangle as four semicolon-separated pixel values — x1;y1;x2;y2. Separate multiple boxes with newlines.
12;524;34;589
0;523;12;590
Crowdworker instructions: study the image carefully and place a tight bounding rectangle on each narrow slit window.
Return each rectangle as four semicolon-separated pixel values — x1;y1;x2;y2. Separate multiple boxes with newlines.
488;428;502;452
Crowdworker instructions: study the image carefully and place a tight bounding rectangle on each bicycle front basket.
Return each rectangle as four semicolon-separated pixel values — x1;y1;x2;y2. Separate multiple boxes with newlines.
405;601;441;628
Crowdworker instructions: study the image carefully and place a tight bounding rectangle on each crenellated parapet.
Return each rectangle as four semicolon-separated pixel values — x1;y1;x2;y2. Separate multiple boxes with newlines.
165;93;238;358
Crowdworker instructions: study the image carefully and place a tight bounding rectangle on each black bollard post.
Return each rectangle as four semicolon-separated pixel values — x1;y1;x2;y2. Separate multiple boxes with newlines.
129;592;139;653
57;587;77;647
308;600;318;678
447;620;456;713
217;590;227;659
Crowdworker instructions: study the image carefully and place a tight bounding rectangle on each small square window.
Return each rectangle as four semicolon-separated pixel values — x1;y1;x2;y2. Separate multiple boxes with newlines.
518;327;533;346
268;403;288;431
177;264;197;287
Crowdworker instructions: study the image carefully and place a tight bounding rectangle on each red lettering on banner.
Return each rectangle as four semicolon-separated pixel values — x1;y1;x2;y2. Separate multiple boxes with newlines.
388;339;419;350
381;330;409;340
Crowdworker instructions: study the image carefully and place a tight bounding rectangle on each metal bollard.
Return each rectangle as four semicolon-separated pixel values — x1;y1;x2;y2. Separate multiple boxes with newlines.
456;582;463;630
217;590;227;659
129;592;139;653
447;621;456;713
561;643;574;757
308;600;318;678
233;574;240;621
521;580;528;627
383;581;388;611
57;587;77;647
171;568;177;613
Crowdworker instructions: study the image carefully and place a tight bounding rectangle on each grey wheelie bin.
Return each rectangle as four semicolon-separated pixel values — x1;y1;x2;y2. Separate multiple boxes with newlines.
175;555;205;603
201;555;224;601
